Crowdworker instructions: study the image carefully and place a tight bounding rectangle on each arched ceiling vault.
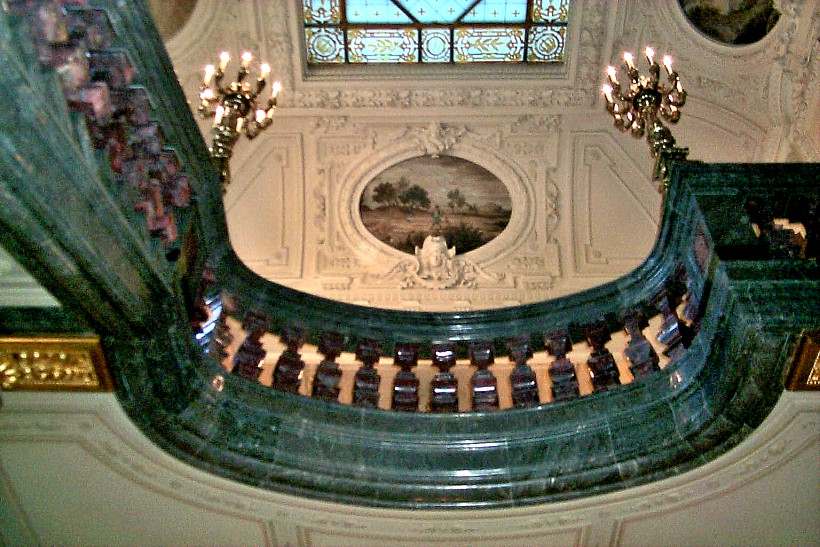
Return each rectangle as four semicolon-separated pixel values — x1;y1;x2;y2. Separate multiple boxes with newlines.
154;0;817;311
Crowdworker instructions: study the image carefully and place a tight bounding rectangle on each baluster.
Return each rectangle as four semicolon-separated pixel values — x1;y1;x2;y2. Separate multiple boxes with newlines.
507;336;539;408
585;321;621;392
802;196;818;258
231;311;268;381
469;341;498;411
623;310;660;379
190;268;217;333
545;330;579;401
746;198;807;258
682;275;704;335
190;297;210;332
430;343;459;413
653;290;693;360
207;310;233;366
311;332;344;402
392;343;420;412
353;339;381;408
272;326;305;394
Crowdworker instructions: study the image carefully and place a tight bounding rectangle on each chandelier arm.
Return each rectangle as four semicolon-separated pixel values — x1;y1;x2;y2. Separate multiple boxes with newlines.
603;47;689;172
195;51;282;191
668;91;686;108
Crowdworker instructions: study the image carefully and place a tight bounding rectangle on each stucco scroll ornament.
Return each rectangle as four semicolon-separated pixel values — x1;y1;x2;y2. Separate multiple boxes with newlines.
545;170;560;240
411;122;466;158
381;235;503;289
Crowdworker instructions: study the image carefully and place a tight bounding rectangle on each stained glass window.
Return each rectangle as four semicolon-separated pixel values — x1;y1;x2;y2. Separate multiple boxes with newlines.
303;0;569;64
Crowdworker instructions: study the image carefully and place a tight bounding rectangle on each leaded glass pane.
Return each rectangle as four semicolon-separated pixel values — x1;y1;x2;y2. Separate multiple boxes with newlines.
303;0;571;64
531;0;569;23
348;28;418;63
395;0;476;23
527;25;565;61
303;0;341;24
461;0;528;24
346;0;412;23
453;27;525;62
305;27;346;63
421;28;451;62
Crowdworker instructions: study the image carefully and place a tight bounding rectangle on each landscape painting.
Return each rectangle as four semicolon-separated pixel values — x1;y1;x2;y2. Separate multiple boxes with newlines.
359;156;512;255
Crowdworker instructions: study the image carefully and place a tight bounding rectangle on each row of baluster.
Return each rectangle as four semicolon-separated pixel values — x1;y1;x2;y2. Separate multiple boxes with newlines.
203;288;697;412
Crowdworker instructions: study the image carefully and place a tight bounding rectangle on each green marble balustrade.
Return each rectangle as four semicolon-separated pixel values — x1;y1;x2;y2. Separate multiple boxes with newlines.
0;1;817;509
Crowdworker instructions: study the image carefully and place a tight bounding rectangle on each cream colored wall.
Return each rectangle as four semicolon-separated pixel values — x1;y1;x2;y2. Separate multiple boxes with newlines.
146;0;197;40
163;0;819;311
1;391;817;546
0;246;57;307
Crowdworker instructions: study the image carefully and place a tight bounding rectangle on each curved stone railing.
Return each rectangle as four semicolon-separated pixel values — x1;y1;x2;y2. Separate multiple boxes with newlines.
197;273;695;412
0;1;818;509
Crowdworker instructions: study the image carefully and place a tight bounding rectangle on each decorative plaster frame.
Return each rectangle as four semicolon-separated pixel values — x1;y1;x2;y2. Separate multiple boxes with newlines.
150;0;818;310
335;133;536;268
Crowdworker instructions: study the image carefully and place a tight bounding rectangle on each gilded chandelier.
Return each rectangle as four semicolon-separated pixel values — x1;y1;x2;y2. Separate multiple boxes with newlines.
602;47;687;159
197;51;281;190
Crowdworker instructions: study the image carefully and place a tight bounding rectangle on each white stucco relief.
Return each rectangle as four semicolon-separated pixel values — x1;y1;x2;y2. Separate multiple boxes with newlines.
154;0;818;311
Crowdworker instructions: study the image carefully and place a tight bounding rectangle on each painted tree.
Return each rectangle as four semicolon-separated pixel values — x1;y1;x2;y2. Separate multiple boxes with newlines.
399;184;431;210
371;181;397;208
446;188;467;212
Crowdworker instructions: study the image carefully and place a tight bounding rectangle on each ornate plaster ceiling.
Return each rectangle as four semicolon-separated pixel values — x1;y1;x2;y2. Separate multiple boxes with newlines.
156;0;818;312
2;0;817;310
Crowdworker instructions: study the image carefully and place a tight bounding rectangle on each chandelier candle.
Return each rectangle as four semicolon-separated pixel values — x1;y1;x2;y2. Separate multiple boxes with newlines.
602;47;687;159
197;51;281;191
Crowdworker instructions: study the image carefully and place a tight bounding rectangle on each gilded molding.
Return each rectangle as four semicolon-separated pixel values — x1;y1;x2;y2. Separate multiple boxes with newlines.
0;336;112;391
786;331;820;391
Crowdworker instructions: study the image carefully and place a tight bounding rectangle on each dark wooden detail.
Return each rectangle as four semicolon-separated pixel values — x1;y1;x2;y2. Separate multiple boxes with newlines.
654;290;693;359
231;311;268;380
430;343;459;413
207;310;233;366
311;331;344;402
353;339;381;408
469;341;498;411
508;336;539;408
545;330;579;401
623;310;660;379
585;321;621;392
272;326;306;394
392;343;420;412
313;332;344;402
786;331;820;391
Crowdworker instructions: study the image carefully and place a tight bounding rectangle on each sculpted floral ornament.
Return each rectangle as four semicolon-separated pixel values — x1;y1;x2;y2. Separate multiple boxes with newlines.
411;122;466;158
381;235;503;289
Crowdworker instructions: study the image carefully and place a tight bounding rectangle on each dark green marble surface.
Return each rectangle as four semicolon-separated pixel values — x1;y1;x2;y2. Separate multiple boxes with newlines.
0;1;818;509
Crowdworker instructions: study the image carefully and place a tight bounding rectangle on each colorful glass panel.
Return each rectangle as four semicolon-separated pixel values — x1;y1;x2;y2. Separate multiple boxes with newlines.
303;0;341;24
305;27;345;63
347;0;412;24
394;0;475;23
421;28;451;62
531;0;569;23
453;27;525;62
304;0;570;64
348;28;418;63
527;25;565;61
461;0;528;23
